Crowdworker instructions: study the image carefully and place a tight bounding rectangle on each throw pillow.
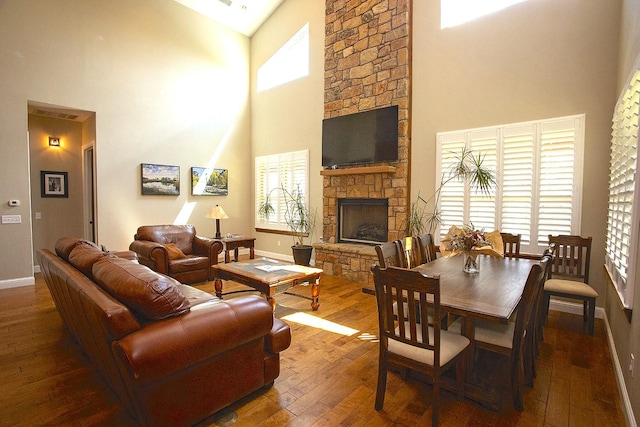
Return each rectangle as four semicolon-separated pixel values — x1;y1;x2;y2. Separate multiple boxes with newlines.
164;243;186;260
92;257;190;321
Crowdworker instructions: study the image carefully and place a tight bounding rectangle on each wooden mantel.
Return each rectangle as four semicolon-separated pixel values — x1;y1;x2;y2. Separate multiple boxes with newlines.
320;165;396;176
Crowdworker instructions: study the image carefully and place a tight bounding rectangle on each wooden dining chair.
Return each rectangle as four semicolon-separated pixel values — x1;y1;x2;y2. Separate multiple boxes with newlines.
417;233;438;264
371;265;470;425
397;236;422;268
543;235;596;335
447;259;546;411
500;232;521;258
525;248;554;386
374;240;404;268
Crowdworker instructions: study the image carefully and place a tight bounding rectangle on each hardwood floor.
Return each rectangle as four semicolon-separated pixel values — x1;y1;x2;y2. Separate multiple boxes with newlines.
0;268;626;426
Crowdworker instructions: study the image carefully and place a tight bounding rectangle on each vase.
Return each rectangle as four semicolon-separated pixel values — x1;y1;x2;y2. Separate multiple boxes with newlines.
462;251;479;273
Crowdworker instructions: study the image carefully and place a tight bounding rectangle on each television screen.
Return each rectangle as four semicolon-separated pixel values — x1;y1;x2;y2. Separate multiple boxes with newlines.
322;105;398;168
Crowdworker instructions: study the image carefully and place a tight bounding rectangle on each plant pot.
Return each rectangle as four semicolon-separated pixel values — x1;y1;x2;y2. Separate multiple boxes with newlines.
292;244;313;266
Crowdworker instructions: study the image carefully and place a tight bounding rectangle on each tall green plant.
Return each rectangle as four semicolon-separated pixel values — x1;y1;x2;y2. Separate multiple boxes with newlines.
407;147;497;236
257;184;316;246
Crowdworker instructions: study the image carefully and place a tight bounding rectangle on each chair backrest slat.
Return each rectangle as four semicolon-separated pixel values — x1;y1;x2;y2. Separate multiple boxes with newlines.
547;235;591;283
500;232;521;258
417;233;438;264
372;265;440;356
375;240;404;268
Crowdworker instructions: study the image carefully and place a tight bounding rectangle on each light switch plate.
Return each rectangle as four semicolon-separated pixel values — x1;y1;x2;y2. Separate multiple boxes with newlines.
1;215;21;224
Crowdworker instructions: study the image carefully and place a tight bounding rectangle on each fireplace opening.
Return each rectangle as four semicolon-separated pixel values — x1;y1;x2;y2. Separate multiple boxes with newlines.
338;198;388;245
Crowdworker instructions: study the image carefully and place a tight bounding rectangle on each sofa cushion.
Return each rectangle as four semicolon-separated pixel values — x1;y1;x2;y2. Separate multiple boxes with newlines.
164;243;186;260
69;241;116;279
56;237;100;261
92;257;190;321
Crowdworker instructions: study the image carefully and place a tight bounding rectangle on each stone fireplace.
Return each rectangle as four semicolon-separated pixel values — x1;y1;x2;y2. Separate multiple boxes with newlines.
314;0;411;284
338;198;388;245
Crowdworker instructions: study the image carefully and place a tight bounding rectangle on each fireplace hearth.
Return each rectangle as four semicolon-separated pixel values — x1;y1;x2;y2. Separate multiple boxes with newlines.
338;198;388;245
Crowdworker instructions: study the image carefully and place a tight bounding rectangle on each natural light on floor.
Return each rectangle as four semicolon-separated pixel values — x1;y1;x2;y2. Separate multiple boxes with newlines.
441;0;529;29
282;312;359;336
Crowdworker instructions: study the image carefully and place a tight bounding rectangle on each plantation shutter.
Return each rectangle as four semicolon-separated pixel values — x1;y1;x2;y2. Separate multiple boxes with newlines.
436;135;466;234
468;129;498;231
255;150;309;231
605;68;640;310
501;124;535;245
537;118;582;245
436;115;583;254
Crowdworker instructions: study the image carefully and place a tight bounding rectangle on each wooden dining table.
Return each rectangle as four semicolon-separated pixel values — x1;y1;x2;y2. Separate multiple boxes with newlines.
412;254;539;411
413;254;538;324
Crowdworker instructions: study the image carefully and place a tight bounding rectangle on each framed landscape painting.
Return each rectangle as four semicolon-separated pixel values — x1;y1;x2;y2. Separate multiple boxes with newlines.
191;167;228;196
141;163;180;195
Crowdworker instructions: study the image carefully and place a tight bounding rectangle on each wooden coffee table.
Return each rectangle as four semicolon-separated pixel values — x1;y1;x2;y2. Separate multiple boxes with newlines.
211;258;321;311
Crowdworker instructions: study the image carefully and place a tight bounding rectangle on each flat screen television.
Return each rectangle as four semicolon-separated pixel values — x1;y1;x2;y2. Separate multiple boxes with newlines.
322;105;398;168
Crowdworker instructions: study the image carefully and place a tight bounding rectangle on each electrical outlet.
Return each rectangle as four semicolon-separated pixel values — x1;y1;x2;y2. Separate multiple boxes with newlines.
277;240;281;247
1;215;21;224
631;354;635;378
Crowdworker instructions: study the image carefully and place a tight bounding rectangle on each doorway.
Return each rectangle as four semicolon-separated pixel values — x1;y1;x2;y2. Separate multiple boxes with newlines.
28;102;97;269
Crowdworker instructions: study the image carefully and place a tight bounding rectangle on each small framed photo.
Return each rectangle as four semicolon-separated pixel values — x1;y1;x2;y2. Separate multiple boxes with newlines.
191;167;228;196
41;171;68;198
141;163;180;195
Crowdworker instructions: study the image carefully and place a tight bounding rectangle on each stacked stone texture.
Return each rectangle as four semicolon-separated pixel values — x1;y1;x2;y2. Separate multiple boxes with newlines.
316;0;411;283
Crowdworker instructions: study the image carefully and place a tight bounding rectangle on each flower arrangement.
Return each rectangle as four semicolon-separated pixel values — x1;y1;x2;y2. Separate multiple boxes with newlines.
441;223;492;253
440;224;504;273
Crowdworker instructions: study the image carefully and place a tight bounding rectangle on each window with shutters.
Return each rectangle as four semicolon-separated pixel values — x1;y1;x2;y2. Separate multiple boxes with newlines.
436;114;584;255
255;150;309;232
605;66;640;311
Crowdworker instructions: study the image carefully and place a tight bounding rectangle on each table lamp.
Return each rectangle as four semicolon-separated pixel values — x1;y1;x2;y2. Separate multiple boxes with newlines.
206;204;229;238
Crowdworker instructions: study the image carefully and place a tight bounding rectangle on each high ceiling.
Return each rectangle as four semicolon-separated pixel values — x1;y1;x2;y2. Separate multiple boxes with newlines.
174;0;285;37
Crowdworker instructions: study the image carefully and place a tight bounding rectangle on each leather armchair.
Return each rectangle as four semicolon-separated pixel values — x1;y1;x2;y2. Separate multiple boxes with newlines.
129;225;222;284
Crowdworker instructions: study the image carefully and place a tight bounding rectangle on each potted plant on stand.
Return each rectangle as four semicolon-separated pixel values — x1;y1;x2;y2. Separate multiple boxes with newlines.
258;184;317;266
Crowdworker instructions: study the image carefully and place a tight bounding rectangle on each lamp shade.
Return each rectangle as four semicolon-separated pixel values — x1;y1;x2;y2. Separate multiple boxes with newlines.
206;205;229;239
206;205;229;220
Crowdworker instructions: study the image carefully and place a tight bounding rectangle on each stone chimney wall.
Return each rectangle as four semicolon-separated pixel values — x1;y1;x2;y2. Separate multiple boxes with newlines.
315;0;411;283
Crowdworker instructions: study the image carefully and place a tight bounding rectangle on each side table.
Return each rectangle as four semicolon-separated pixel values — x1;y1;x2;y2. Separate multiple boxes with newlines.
215;236;256;263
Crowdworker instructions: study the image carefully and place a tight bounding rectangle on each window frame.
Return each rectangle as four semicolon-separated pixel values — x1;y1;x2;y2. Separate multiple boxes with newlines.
255;149;310;233
605;62;640;312
435;114;585;255
257;22;310;93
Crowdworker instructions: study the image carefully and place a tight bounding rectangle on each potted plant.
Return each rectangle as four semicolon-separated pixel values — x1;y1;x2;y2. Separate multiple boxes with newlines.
258;184;317;266
407;147;497;236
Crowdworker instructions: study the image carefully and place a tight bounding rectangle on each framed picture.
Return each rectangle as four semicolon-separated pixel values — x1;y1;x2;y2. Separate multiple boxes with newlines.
141;163;180;195
191;167;228;196
41;171;68;198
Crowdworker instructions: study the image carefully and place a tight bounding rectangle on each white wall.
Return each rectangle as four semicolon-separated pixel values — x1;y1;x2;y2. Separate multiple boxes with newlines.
250;0;325;259
0;0;251;283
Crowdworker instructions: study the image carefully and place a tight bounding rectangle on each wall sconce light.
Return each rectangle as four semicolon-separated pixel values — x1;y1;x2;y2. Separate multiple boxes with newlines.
48;137;60;147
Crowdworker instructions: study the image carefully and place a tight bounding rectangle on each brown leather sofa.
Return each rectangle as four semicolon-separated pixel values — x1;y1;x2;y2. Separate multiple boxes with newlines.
37;237;291;427
129;224;222;284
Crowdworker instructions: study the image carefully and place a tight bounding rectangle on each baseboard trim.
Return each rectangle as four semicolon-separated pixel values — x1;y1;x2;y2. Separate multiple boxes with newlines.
603;310;637;427
548;297;605;318
254;249;294;264
550;297;636;427
0;276;35;289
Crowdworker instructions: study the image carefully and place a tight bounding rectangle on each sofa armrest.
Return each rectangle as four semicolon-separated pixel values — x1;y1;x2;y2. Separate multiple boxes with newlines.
129;240;168;274
192;236;223;262
265;318;291;354
112;295;274;386
112;250;139;261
